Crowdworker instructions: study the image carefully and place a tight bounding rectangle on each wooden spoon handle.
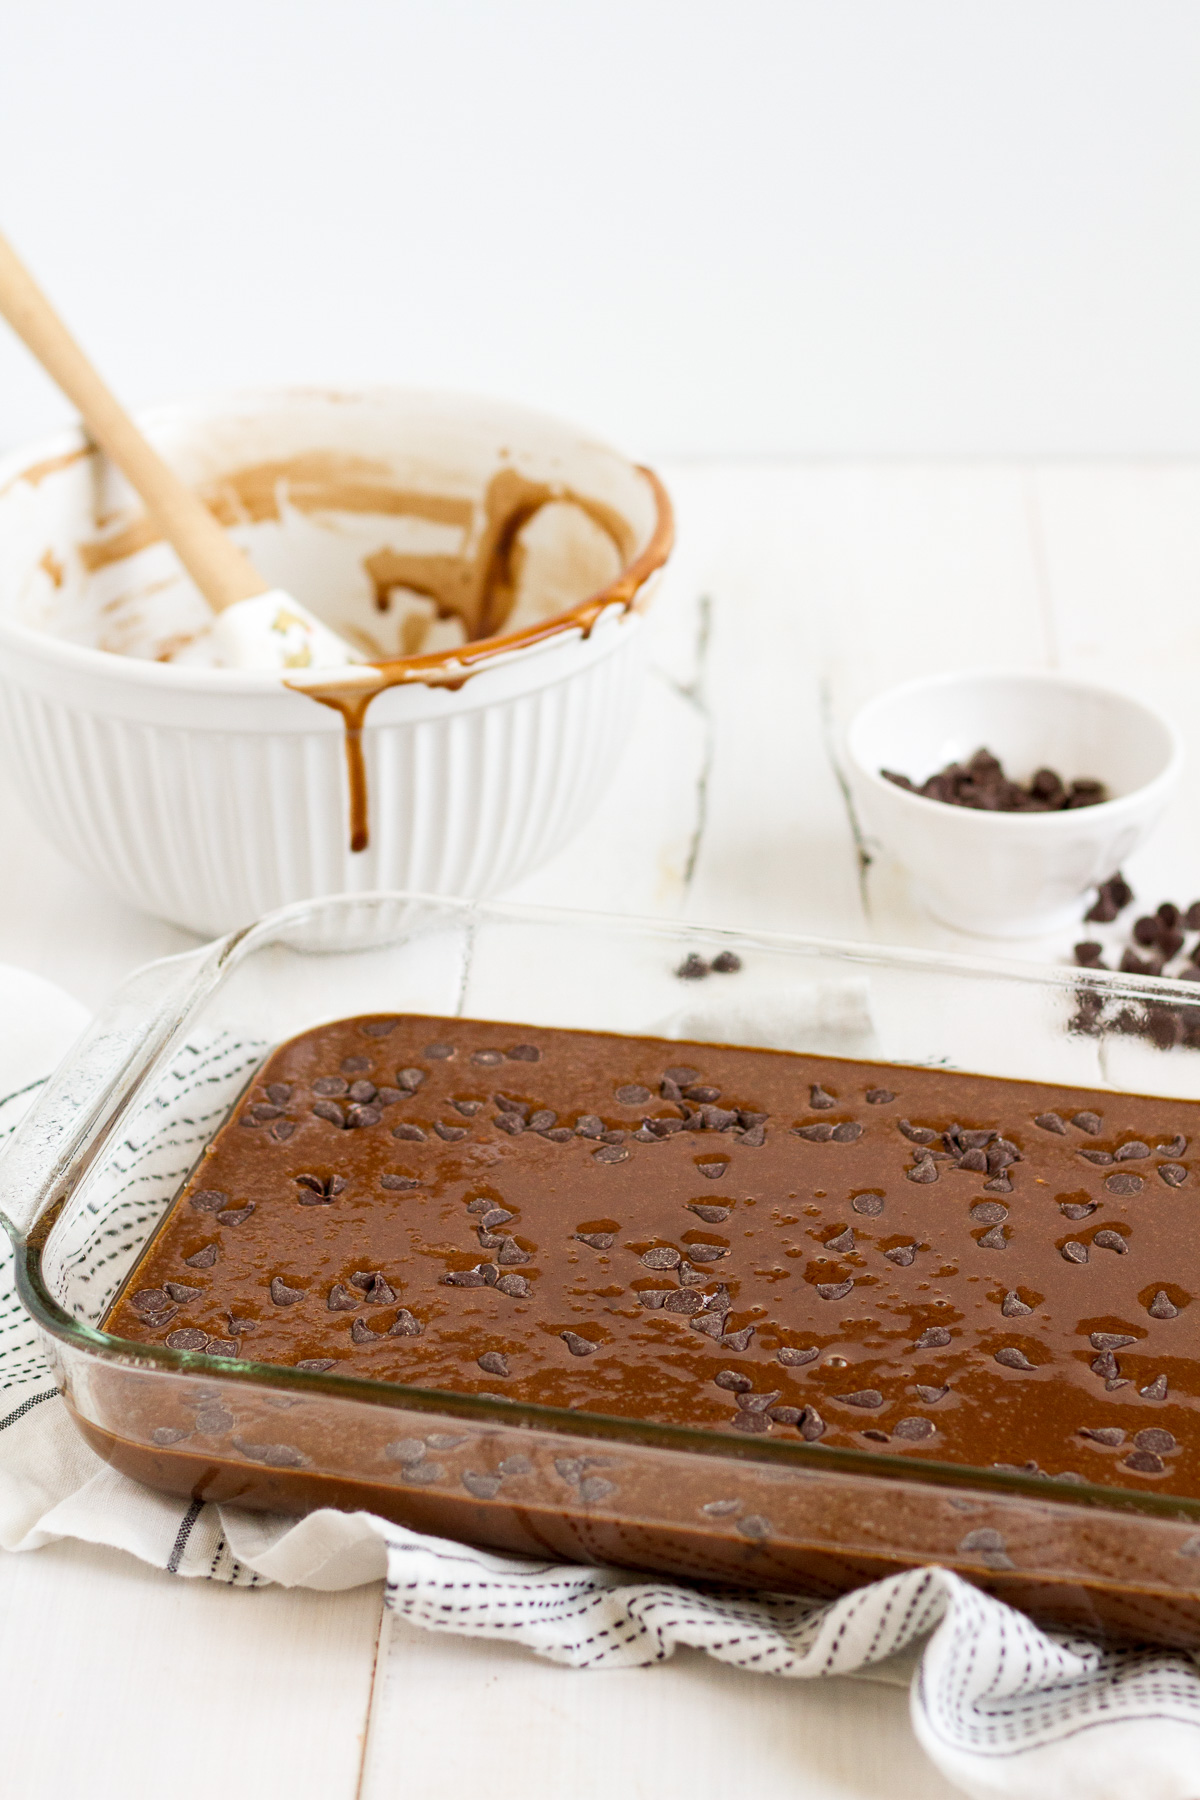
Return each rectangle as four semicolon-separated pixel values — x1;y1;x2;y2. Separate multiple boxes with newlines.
0;230;266;611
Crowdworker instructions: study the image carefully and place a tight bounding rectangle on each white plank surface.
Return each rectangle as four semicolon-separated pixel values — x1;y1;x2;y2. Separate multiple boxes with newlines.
361;1616;958;1800
0;1537;384;1797
2;459;1198;1799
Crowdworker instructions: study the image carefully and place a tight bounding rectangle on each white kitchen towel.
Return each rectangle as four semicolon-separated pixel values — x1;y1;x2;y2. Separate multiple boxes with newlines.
1;969;1199;1800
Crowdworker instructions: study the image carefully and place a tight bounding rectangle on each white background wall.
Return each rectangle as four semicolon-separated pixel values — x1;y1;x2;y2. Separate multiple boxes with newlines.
1;0;1197;461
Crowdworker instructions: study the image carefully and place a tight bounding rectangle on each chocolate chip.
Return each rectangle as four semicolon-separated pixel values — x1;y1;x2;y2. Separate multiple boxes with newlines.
1090;1332;1137;1352
958;1528;1012;1563
360;1274;395;1304
840;1389;883;1409
1157;1134;1188;1156
1060;1202;1097;1220
543;1128;574;1143
458;1471;502;1501
796;1123;834;1142
1124;1449;1165;1474
434;1122;468;1141
1072;1111;1103;1134
1061;1241;1090;1264
1035;1112;1067;1134
1115;1141;1150;1161
694;1160;728;1182
1158;1163;1189;1187
1091;1349;1120;1378
714;1368;754;1393
1135;1427;1176;1455
851;1194;885;1218
1149;1290;1180;1318
472;1050;505;1066
312;1100;345;1127
507;1044;541;1062
971;1202;1008;1226
574;1114;604;1139
527;1109;556;1131
243;1102;284;1125
386;1438;427;1466
1080;1150;1114;1165
916;1384;949;1403
189;1189;229;1214
380;1174;421;1193
477;1351;510;1378
735;1123;767;1148
442;1267;491;1288
561;1331;599;1356
816;1278;854;1301
893;1417;935;1439
204;1338;239;1358
495;1274;532;1298
729;1412;770;1434
676;954;710;980
493;1239;530;1266
1080;1426;1125;1446
1093;1229;1128;1254
768;1406;802;1425
824;1227;854;1254
313;1076;348;1097
906;1159;939;1184
1001;1291;1032;1317
711;951;742;973
1140;1374;1169;1400
641;1246;681;1272
130;1288;171;1318
866;1088;896;1104
721;1325;755;1351
974;1224;1007;1250
184;1245;218;1269
638;1289;667;1308
576;1232;615;1250
686;1205;731;1227
1104;1172;1144;1196
916;1326;952;1348
165;1328;208;1351
163;1282;202;1303
885;1244;917;1266
776;1346;820;1367
350;1318;377;1344
615;1084;651;1106
994;1347;1036;1370
807;1084;836;1110
216;1208;253;1231
661;1289;703;1316
799;1406;826;1441
389;1309;424;1336
683;1242;728;1266
898;1120;937;1145
958;1148;989;1173
831;1122;864;1143
270;1276;304;1306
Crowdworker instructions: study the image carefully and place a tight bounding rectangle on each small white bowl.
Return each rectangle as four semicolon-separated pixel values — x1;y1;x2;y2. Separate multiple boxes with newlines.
844;670;1182;937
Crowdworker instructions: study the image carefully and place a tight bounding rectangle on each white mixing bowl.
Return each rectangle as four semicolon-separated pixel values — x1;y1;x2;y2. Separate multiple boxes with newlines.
845;669;1181;936
0;388;672;936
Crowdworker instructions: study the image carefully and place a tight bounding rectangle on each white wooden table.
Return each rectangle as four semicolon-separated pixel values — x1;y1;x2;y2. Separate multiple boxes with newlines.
2;459;1197;1799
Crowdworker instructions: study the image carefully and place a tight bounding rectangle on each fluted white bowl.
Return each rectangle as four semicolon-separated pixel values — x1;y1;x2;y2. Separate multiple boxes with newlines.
0;389;671;937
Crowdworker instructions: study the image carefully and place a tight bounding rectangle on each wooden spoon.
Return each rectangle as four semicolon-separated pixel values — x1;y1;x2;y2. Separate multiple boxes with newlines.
0;229;359;670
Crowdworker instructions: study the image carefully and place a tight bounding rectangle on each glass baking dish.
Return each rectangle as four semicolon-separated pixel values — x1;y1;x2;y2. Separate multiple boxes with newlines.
5;891;1200;1647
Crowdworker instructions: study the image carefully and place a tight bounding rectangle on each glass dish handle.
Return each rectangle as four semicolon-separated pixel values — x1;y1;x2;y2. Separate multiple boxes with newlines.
0;939;226;1244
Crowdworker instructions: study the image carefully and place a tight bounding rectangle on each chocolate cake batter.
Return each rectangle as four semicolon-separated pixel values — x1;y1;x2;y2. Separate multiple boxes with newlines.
104;1013;1200;1502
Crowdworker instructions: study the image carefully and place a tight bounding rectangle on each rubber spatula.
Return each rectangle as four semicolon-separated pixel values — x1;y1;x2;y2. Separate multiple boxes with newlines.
0;229;360;671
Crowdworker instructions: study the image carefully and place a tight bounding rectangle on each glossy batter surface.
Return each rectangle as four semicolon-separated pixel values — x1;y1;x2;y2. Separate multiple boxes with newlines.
104;1015;1200;1497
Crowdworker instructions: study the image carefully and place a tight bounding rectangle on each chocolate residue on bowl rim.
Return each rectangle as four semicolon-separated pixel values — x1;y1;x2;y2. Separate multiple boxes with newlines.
290;464;674;852
63;447;674;855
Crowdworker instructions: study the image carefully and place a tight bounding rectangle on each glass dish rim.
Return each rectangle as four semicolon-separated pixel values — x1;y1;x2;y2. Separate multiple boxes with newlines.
10;886;1200;1529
